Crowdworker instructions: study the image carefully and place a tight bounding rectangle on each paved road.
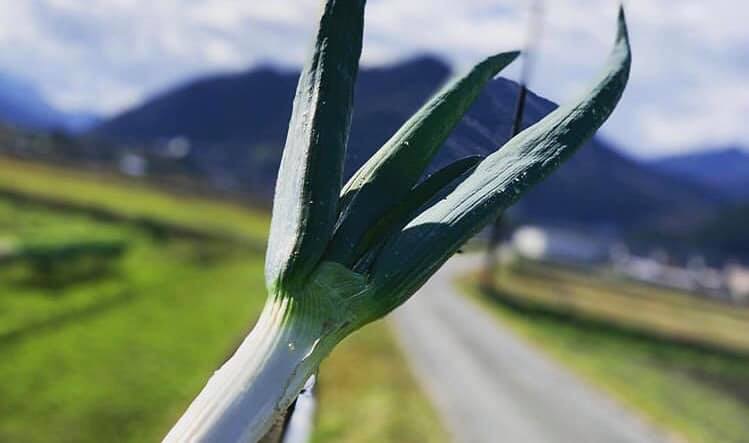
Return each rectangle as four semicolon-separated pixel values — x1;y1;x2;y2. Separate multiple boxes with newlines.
390;254;669;443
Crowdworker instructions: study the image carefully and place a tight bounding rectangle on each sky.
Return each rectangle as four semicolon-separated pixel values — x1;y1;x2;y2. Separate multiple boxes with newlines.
0;0;746;158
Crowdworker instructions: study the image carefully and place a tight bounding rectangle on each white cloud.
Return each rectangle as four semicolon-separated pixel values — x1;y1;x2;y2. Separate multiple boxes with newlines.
0;0;746;157
634;82;749;156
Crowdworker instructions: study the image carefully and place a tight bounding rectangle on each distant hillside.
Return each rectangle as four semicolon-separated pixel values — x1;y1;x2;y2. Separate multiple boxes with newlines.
0;73;63;130
0;72;100;133
93;56;722;233
641;202;749;261
94;67;299;144
95;56;450;192
695;204;749;259
652;147;749;200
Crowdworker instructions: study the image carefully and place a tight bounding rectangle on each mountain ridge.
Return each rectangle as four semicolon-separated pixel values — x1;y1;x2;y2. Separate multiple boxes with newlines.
651;147;749;200
92;55;724;233
0;71;100;133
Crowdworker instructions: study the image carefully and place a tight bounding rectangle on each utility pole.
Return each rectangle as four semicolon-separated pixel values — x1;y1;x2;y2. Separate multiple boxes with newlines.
483;0;545;284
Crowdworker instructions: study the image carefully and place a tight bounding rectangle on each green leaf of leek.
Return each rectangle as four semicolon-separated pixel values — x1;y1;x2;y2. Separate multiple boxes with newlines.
370;7;632;311
265;0;367;290
326;51;520;266
351;155;483;268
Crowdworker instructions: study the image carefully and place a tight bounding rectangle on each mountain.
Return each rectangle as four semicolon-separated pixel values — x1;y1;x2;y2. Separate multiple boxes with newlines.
692;204;749;259
60;112;103;134
0;72;64;129
0;72;100;133
651;147;749;200
93;56;722;233
95;56;450;193
94;67;298;143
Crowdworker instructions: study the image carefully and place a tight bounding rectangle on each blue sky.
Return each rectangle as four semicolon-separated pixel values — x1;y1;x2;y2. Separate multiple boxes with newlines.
0;0;746;158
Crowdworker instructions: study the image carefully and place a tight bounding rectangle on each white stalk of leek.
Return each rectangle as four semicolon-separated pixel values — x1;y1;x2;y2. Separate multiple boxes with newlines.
164;300;318;442
165;263;370;442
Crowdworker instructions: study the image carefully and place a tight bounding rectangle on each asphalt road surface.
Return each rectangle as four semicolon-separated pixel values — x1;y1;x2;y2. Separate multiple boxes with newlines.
390;254;669;443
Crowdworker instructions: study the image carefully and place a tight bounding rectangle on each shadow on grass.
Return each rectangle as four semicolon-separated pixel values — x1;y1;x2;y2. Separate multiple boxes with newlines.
0;189;265;251
1;239;128;290
9;266;124;291
0;290;137;346
476;281;749;405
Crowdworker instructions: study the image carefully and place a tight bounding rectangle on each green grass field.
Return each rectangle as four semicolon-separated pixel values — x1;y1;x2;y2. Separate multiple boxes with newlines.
0;157;270;243
464;260;749;443
0;158;446;442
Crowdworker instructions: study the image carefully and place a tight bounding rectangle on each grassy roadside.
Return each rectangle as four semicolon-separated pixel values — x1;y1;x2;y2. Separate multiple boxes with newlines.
314;321;449;443
0;201;267;443
0;156;269;243
0;159;448;442
460;263;749;443
501;260;749;352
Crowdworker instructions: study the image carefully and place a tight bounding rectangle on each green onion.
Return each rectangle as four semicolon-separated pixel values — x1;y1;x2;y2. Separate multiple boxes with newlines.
165;3;631;442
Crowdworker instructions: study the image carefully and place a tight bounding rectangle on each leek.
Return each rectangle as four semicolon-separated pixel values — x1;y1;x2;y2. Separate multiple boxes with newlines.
165;2;631;442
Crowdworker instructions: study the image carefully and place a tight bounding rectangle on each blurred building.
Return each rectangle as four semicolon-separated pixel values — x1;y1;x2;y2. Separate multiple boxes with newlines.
510;225;749;305
118;153;147;177
612;250;725;297
512;225;613;265
725;265;749;303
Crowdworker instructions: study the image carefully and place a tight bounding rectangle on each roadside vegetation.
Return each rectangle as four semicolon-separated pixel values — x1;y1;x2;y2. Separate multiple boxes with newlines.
464;259;749;443
314;322;449;443
0;157;269;243
0;158;446;443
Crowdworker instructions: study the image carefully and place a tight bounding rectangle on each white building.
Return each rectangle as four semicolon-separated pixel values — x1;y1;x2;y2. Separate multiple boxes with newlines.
725;265;749;303
512;226;611;265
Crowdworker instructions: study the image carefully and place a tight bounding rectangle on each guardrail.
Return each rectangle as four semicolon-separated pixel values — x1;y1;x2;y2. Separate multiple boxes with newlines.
260;376;317;443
